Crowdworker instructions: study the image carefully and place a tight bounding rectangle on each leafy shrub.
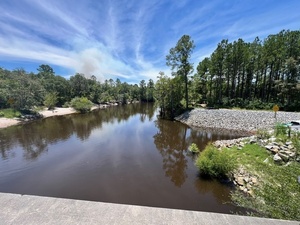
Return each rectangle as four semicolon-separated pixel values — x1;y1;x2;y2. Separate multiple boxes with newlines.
70;97;93;113
195;144;236;178
189;143;200;154
0;111;4;117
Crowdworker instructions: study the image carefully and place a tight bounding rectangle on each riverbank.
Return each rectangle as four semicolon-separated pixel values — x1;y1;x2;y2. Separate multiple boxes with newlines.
175;108;300;135
183;108;300;220
222;136;300;220
0;103;138;129
0;107;101;129
0;103;133;129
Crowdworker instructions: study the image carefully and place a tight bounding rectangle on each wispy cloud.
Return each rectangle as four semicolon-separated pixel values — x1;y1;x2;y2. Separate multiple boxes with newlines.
0;0;299;82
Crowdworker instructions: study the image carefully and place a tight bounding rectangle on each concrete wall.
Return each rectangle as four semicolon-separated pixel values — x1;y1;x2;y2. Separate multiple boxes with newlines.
0;192;297;225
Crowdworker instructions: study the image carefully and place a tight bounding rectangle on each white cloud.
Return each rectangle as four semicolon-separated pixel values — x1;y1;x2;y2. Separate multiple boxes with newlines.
0;0;299;83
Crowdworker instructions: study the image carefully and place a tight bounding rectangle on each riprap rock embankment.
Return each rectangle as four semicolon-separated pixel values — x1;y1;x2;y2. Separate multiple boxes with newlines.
175;108;300;135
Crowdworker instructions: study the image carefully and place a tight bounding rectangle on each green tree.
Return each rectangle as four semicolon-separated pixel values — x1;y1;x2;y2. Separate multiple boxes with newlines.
0;68;10;109
44;93;58;110
139;80;146;101
146;79;155;102
9;69;45;111
166;35;195;109
193;29;300;110
195;57;211;103
155;72;183;119
69;73;89;98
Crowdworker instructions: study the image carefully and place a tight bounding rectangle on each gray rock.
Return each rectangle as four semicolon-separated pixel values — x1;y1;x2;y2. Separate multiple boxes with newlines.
265;145;273;151
249;136;257;144
272;146;280;153
243;177;249;183
278;152;290;162
280;146;289;151
236;177;244;186
273;154;283;163
265;145;279;154
175;108;300;134
285;151;296;158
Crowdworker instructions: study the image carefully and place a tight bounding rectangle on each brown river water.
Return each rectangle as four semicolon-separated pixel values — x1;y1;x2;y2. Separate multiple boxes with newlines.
0;103;246;214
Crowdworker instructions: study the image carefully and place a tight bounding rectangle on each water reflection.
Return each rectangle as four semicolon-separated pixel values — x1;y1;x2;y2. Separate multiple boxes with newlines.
153;119;189;187
0;103;247;214
0;103;155;161
153;119;242;188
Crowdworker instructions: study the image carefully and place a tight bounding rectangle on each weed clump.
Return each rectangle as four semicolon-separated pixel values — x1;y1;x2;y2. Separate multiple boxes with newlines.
189;143;200;154
195;144;237;178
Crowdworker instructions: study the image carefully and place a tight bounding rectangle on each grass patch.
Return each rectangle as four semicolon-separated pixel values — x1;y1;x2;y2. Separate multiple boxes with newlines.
226;143;300;221
224;144;270;170
0;108;22;118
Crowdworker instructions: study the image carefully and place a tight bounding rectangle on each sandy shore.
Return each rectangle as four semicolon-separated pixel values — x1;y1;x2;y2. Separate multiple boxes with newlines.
0;107;78;129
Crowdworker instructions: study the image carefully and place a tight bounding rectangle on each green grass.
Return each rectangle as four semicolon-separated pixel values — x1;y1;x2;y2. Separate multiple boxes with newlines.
224;144;270;170
226;144;300;221
0;108;22;118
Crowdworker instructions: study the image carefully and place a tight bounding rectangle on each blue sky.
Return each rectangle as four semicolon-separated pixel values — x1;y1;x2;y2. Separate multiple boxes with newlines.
0;0;299;83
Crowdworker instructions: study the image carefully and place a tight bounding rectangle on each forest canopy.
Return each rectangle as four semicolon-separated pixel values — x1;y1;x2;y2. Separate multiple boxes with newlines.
192;29;300;111
0;65;154;111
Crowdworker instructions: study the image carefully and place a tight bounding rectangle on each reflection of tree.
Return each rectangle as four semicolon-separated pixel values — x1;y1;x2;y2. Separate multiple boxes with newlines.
0;128;18;159
145;103;155;121
153;119;189;187
0;103;156;161
139;103;155;122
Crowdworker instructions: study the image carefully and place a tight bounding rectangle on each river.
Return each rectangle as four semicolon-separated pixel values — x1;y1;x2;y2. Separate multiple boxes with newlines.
0;103;245;214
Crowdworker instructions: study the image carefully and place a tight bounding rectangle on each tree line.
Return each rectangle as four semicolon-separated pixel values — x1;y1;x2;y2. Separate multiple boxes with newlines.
1;29;299;116
155;29;300;119
0;65;154;111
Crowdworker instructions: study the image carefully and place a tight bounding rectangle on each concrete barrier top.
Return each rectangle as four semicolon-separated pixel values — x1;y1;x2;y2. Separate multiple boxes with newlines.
0;192;298;225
